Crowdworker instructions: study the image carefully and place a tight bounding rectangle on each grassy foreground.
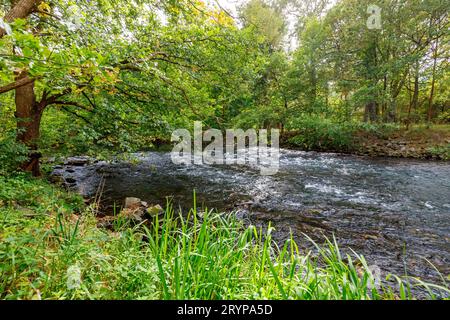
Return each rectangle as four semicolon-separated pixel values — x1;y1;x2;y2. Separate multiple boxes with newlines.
0;175;448;300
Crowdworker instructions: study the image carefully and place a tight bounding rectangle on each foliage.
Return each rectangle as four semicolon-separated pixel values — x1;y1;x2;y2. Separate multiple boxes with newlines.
1;0;448;159
288;117;356;152
240;0;286;49
0;131;28;176
0;174;83;209
1;177;448;300
0;0;449;302
0;0;264;156
437;110;450;124
428;144;450;161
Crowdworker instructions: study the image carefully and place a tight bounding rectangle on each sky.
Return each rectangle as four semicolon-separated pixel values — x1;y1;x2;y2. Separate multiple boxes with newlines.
211;0;243;17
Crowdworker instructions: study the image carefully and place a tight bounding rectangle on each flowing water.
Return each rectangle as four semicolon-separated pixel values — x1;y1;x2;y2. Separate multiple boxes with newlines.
52;150;450;290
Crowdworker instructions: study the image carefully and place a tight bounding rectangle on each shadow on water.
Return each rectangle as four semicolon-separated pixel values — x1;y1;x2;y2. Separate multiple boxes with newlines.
52;150;450;291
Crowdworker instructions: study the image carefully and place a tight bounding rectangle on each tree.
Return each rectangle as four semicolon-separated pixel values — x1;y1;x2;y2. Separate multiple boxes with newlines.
291;17;330;116
1;0;43;175
231;0;290;130
240;0;286;50
0;0;258;175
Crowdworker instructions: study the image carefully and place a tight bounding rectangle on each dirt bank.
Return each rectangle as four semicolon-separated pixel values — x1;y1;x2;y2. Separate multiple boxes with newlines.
282;125;450;160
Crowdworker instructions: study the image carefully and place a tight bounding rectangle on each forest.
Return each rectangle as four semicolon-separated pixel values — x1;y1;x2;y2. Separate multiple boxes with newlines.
0;0;449;301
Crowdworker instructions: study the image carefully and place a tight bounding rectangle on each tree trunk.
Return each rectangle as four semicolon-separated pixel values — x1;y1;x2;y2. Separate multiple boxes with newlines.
14;71;42;176
382;75;387;121
0;0;40;37
427;38;439;124
1;0;43;176
364;101;378;123
309;66;317;107
387;99;396;123
406;75;413;130
411;63;420;125
363;34;379;123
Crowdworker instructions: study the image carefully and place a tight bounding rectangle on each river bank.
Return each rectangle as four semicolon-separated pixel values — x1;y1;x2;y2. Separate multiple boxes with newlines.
1;175;448;299
281;124;450;160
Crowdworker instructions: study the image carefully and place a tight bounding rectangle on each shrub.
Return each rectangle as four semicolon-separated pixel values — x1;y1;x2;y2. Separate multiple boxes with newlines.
0;132;29;176
355;122;400;139
428;144;450;160
287;117;356;152
437;111;450;124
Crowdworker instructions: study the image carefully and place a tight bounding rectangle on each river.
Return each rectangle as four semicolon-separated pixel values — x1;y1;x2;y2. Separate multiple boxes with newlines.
52;149;450;291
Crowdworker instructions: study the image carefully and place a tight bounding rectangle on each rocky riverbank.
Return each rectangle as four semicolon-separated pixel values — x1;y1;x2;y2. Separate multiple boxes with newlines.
282;126;450;160
353;127;450;159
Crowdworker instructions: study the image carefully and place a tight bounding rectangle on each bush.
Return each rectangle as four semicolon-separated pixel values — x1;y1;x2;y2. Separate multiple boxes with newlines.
0;132;29;176
428;144;450;160
287;117;356;152
437;111;450;124
355;122;400;139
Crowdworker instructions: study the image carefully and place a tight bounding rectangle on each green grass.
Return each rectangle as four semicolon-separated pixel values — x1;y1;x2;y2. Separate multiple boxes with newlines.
0;176;448;300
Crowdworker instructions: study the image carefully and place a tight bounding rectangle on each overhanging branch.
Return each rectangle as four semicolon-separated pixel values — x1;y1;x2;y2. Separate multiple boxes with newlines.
0;76;39;94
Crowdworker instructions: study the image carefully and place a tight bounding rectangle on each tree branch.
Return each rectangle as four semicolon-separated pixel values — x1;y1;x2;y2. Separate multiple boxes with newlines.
60;106;92;125
0;0;42;38
0;76;40;94
51;100;92;111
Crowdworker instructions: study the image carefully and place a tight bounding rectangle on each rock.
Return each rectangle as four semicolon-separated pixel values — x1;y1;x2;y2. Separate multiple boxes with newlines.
64;156;91;166
65;177;77;184
111;197;150;225
235;200;254;209
235;209;250;221
117;198;164;223
49;161;104;198
146;204;164;217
